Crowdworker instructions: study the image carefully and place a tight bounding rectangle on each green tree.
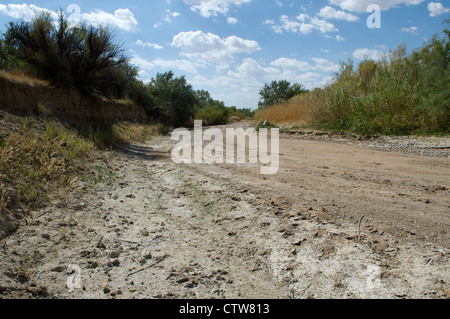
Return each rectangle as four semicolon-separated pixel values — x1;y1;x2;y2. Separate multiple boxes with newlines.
193;89;230;125
128;79;157;119
0;37;6;68
150;71;198;127
5;11;128;98
258;80;308;109
357;59;378;90
227;106;254;119
194;90;215;109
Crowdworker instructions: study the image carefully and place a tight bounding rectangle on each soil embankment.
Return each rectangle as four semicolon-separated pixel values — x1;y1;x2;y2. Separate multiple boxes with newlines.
0;72;148;126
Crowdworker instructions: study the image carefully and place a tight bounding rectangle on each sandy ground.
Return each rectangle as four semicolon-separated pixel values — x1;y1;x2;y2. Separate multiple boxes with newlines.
0;123;449;299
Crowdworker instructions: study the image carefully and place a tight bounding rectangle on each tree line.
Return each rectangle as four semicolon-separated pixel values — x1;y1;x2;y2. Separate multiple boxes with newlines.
256;19;449;135
0;12;253;128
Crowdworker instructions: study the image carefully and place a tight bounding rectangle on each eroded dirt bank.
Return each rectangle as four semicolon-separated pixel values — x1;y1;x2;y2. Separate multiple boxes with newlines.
0;127;449;299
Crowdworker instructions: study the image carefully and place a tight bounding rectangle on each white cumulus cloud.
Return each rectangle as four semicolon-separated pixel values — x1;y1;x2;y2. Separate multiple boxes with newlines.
134;40;163;50
183;0;251;18
130;55;198;75
428;2;450;17
171;31;260;68
269;14;338;35
228;58;280;79
270;58;315;71
0;4;139;33
0;4;58;21
353;48;386;61
400;26;419;34
152;59;198;74
318;6;359;21
312;58;340;72
82;8;139;33
271;57;339;73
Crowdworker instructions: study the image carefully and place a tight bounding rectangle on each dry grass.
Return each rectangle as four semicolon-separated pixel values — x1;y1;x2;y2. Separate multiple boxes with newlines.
0;70;50;86
85;122;163;147
0;115;95;208
112;122;161;143
0;110;162;215
0;183;14;238
0;185;9;216
254;93;321;127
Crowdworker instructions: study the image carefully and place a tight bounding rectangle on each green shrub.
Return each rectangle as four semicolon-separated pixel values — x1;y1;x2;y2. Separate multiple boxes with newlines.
5;11;128;99
128;80;157;118
149;71;198;128
195;106;228;126
414;19;449;132
258;80;308;109
312;22;449;136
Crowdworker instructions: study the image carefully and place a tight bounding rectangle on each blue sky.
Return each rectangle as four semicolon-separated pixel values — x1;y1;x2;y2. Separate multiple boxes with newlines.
0;0;449;109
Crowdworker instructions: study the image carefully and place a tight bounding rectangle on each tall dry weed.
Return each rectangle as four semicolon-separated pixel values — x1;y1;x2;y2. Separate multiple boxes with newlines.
255;91;324;126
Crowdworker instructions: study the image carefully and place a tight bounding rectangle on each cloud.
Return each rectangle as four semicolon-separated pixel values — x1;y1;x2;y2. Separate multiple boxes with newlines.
172;31;260;54
271;57;339;72
310;17;339;33
400;26;418;34
189;72;263;108
428;2;450;17
0;4;58;21
163;10;180;23
270;58;315;71
152;59;198;74
329;0;425;12
130;55;198;75
268;14;338;35
230;57;337;84
153;10;180;28
272;15;310;34
296;72;323;85
81;8;139;33
318;6;359;21
0;4;140;33
312;58;340;72
183;0;251;18
189;56;340;108
314;75;334;88
171;31;260;68
134;40;163;50
228;58;280;79
130;55;155;70
353;48;386;61
227;17;238;24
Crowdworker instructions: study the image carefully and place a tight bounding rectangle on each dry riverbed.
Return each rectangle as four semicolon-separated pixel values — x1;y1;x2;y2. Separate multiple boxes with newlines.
0;126;449;299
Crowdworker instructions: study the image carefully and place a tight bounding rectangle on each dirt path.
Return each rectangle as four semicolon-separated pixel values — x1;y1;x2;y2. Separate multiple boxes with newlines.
0;127;449;299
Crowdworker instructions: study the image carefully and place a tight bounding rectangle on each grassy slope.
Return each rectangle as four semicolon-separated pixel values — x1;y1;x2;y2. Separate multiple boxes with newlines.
0;107;161;239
